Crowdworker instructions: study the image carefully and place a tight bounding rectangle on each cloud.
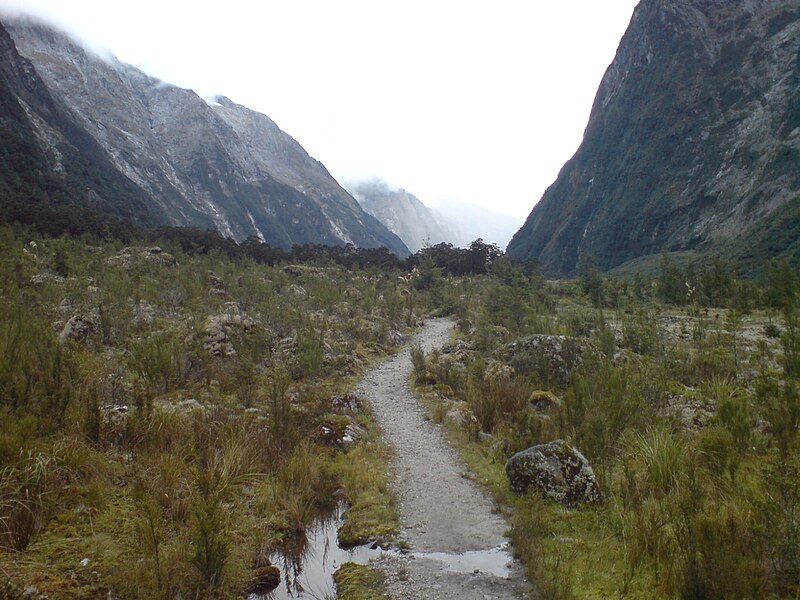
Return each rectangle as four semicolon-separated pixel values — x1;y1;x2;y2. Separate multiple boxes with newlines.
0;0;639;221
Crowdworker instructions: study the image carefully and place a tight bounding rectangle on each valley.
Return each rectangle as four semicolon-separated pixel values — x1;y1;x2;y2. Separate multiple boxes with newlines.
1;1;800;599
2;226;800;600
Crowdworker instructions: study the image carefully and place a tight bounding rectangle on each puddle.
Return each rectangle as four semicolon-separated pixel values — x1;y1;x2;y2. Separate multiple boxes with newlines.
414;544;513;578
249;502;386;600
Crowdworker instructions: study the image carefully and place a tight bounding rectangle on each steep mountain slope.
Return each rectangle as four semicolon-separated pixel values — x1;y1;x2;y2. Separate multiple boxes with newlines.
349;180;458;252
0;20;160;232
4;18;408;255
507;0;800;275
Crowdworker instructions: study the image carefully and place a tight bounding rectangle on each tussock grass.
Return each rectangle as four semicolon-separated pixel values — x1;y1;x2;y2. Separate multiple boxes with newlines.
334;562;388;600
0;225;438;597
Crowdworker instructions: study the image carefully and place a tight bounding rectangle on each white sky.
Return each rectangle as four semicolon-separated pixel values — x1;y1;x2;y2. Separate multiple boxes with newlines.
0;0;638;220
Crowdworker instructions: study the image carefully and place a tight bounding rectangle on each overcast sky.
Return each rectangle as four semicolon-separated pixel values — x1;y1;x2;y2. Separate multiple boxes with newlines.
0;0;638;220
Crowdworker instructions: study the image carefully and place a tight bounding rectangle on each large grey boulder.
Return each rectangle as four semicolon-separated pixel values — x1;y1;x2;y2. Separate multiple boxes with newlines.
506;440;600;506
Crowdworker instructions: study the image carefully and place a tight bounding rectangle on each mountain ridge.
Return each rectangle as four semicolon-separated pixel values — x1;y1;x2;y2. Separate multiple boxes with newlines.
2;16;409;256
349;180;458;253
507;0;800;275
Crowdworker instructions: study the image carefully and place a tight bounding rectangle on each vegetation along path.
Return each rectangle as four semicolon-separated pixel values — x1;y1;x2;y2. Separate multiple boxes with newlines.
355;318;530;599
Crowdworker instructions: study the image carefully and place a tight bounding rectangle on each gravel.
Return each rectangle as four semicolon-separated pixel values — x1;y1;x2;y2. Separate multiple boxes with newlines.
355;318;531;599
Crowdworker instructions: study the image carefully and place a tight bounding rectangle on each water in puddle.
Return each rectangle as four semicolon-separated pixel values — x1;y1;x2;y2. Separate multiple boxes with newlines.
414;544;513;578
249;502;385;600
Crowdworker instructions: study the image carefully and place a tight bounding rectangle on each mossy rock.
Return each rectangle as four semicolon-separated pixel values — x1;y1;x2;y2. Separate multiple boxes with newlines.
506;439;601;506
333;563;388;600
528;390;561;412
338;499;397;547
246;565;280;594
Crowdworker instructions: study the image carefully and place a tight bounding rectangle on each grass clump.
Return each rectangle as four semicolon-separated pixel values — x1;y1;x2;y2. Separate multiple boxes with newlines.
333;438;398;546
334;562;388;600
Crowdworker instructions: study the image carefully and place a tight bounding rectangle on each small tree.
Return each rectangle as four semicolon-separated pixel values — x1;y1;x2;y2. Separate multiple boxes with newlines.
578;252;604;308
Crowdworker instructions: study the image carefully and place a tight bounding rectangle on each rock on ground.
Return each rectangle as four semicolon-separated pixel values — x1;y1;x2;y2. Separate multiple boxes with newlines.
501;335;598;386
506;440;601;507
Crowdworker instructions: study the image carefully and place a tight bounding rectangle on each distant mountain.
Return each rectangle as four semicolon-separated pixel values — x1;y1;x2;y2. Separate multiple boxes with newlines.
507;0;800;275
429;199;522;251
2;17;409;256
349;180;458;252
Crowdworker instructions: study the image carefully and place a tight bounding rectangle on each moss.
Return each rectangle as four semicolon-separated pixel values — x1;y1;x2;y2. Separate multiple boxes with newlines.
337;497;397;547
333;563;388;600
333;441;398;546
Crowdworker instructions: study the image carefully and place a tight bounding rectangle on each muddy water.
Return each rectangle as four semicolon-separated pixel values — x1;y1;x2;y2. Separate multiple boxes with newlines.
248;502;385;600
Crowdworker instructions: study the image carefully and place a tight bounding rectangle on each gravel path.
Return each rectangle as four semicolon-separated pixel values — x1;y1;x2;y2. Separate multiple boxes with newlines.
355;318;530;599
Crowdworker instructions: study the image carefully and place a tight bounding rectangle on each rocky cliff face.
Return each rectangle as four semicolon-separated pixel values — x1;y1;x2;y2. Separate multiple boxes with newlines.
507;0;800;275
3;18;409;256
0;20;159;228
349;180;458;252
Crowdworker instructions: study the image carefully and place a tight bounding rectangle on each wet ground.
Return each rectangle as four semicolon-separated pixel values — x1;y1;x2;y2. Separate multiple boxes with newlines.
249;502;383;600
355;318;531;600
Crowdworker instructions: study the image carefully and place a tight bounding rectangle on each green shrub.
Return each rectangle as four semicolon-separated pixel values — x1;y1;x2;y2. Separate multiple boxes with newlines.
129;331;184;393
410;344;427;383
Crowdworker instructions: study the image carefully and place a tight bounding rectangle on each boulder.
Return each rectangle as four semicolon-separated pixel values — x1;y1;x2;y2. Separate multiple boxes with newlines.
203;304;256;357
501;335;598;386
329;392;365;414
132;299;157;325
385;329;405;346
58;298;76;314
283;264;323;277
207;270;227;296
440;339;478;363
442;401;477;429
506;440;601;506
286;284;307;300
144;248;176;267
529;390;561;412
29;272;64;286
58;314;94;344
247;565;280;593
485;359;515;383
343;287;364;301
443;407;468;428
106;246;176;270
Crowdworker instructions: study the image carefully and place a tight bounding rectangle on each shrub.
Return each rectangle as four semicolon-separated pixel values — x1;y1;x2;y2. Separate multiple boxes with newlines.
190;496;229;589
410;344;427;383
622;309;663;356
129;331;184;394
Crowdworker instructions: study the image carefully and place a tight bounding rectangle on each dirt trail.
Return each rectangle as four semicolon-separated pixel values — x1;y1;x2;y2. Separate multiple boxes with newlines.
355;318;530;599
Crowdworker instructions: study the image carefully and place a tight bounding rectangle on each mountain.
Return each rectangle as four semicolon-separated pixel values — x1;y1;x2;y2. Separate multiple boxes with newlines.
2;17;409;256
430;199;522;251
0;19;160;234
349;180;458;252
506;0;800;275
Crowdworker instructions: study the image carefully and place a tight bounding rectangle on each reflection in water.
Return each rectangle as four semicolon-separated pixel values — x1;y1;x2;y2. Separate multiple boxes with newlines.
414;544;514;578
249;502;385;600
